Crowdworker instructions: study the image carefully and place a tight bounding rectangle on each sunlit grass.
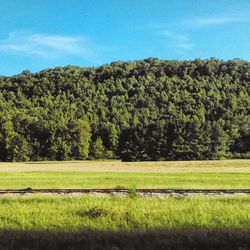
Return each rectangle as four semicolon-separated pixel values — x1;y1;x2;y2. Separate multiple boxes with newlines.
0;195;249;232
0;160;249;189
0;159;249;173
0;172;249;189
0;160;249;249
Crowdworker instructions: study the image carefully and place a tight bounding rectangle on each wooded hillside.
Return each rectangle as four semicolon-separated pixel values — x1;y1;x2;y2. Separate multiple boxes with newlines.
0;58;249;161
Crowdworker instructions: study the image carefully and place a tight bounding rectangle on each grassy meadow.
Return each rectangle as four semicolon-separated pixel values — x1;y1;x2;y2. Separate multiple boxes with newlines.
0;159;249;249
0;195;249;232
0;195;249;249
0;159;249;189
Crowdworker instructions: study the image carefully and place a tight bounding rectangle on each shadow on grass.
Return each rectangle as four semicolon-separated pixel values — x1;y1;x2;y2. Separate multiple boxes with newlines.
0;229;249;250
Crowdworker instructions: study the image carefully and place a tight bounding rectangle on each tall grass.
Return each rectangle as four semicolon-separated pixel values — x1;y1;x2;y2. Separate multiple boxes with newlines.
0;195;249;232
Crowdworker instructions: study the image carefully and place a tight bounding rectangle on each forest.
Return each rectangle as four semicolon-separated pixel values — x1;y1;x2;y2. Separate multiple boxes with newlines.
0;58;249;161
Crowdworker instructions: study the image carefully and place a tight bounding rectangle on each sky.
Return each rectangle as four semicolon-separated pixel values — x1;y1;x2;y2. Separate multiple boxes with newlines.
0;0;250;76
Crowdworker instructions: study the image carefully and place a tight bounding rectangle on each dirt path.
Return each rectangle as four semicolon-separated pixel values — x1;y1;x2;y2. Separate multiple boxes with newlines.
0;188;249;197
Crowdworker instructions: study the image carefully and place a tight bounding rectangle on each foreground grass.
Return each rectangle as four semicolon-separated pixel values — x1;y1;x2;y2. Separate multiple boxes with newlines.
0;160;249;189
0;195;249;232
0;195;249;249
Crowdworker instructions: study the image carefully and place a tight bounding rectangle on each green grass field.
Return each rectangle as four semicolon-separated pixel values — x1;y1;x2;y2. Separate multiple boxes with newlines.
0;159;249;189
0;195;249;249
0;195;249;232
0;160;249;249
0;172;249;189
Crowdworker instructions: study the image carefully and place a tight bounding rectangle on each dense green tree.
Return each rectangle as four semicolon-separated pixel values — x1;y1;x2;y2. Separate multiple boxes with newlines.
0;58;249;161
91;137;106;159
70;119;91;159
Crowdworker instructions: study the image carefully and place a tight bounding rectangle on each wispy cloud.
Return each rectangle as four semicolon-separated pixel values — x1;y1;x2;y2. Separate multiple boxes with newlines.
184;16;247;27
162;30;195;50
0;31;98;62
147;23;195;54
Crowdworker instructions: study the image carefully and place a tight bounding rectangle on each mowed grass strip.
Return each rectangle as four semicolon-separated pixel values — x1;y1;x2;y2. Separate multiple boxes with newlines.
0;160;249;172
0;196;249;232
0;172;249;189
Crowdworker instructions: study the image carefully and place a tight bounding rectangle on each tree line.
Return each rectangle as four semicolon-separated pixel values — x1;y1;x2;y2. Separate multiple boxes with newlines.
0;58;249;161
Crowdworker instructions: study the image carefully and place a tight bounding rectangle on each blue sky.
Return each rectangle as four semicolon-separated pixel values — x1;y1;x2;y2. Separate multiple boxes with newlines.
0;0;250;75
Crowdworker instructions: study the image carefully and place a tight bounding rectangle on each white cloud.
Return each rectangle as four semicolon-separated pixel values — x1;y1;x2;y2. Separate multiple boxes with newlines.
161;30;195;52
0;31;98;61
185;16;247;27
